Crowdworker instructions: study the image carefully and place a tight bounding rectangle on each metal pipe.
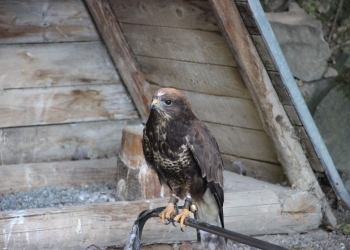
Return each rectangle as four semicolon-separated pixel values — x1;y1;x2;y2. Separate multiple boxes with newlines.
248;0;350;209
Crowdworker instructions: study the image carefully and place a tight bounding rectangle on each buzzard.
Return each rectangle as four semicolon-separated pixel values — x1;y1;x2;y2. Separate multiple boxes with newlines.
142;88;226;249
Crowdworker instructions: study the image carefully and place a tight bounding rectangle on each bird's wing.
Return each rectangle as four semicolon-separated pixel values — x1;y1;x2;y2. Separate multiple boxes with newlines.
142;127;154;167
186;121;225;228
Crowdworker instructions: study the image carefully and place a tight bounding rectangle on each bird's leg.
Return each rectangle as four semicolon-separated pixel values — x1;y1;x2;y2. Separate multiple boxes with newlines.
174;195;192;229
159;193;178;224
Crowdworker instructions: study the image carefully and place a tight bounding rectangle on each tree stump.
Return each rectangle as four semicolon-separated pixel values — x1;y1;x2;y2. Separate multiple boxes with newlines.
116;125;170;201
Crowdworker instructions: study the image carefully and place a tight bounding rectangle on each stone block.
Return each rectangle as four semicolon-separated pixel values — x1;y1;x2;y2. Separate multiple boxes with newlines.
266;3;332;82
116;125;170;201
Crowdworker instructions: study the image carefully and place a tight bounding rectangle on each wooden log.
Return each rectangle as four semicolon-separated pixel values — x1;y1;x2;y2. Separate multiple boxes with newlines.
0;119;140;165
207;0;325;199
0;184;322;249
120;23;236;66
0;84;138;128
0;159;117;195
85;0;152;122
116;126;171;201
235;1;261;35
149;84;263;130
0;42;120;89
0;0;99;44
136;56;250;99
109;0;219;31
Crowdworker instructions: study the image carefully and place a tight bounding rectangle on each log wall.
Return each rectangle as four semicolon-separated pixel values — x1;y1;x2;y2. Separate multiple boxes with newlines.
109;0;286;183
0;0;140;167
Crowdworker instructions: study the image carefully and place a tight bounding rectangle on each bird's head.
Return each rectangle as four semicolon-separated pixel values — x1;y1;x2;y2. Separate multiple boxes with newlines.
149;88;195;121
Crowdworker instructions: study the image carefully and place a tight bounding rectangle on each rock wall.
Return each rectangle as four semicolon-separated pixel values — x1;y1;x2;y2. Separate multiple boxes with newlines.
266;2;333;82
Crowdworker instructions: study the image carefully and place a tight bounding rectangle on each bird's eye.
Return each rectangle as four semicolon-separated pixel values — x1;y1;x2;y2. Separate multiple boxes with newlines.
165;100;172;105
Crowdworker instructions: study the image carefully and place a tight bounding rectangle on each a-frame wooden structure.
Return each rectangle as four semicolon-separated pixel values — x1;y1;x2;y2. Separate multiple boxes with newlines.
0;0;344;248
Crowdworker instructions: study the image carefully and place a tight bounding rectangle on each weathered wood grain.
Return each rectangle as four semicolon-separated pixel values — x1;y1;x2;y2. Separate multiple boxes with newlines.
251;35;277;71
235;1;260;35
121;23;236;66
0;0;99;44
85;0;152;122
0;84;138;128
150;84;263;130
221;154;286;184
0;187;321;249
109;0;219;31
137;56;250;99
295;127;324;172
0;42;120;89
0;159;117;195
208;0;325;199
205;122;278;163
284;105;302;126
268;71;294;105
0;119;140;165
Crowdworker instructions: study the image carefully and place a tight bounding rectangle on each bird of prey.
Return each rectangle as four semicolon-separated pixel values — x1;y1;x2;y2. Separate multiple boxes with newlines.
142;88;226;249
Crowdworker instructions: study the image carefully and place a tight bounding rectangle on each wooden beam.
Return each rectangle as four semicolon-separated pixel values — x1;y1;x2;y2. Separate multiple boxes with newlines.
0;84;138;128
85;0;152;122
205;122;278;163
221;154;286;184
0;159;117;195
149;84;264;130
0;0;99;44
0;119;140;165
109;0;219;31
295;127;324;172
121;23;236;67
136;56;250;99
0;186;321;249
0;42;120;89
207;0;325;199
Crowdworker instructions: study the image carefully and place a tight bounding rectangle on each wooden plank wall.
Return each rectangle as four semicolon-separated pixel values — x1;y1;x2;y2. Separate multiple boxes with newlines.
0;0;140;168
109;0;286;183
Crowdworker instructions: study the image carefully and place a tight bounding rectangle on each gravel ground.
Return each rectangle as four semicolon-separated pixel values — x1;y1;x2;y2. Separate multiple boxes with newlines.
1;182;350;250
0;182;116;211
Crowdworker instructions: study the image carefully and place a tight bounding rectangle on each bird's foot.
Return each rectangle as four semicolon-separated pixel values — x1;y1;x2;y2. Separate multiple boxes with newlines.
174;208;191;229
159;202;176;224
165;218;176;227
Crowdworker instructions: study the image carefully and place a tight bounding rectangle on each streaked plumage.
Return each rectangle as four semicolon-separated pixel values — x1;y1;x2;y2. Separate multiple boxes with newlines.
142;88;226;249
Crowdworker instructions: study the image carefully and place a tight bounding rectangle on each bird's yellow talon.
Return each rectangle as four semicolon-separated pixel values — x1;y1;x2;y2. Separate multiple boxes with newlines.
173;208;191;228
159;203;175;224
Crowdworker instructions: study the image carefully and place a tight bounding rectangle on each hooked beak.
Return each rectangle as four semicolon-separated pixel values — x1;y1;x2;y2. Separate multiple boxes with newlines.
150;99;161;110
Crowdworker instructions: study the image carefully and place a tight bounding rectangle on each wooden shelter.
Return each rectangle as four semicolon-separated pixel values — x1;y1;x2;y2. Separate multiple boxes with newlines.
0;0;340;249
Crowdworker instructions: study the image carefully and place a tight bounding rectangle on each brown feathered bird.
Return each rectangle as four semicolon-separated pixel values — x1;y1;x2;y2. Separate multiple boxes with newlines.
142;88;226;249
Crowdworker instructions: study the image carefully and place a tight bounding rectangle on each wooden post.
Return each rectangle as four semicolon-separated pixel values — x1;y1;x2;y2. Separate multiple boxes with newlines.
116;125;170;200
208;0;336;226
85;0;152;122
